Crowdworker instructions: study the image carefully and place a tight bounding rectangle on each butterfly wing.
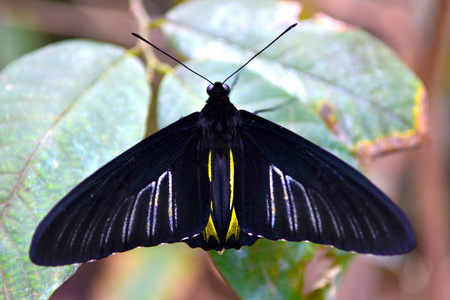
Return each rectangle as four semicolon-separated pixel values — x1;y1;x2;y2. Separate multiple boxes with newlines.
234;110;416;255
30;112;211;266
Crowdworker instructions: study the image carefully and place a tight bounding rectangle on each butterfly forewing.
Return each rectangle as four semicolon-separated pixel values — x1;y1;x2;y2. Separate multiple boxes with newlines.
30;113;211;266
235;110;416;255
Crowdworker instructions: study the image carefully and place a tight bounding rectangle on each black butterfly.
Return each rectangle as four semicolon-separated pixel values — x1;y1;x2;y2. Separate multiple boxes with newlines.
29;24;415;266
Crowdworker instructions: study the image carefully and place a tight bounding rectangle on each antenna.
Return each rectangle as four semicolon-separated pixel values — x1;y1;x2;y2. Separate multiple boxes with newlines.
132;23;297;85
222;23;297;84
132;33;213;85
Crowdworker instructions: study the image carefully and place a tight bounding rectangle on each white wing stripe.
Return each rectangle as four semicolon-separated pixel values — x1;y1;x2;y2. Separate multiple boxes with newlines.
285;176;299;232
167;171;174;233
271;165;294;232
152;171;168;236
143;182;156;238
294;180;320;235
268;165;276;228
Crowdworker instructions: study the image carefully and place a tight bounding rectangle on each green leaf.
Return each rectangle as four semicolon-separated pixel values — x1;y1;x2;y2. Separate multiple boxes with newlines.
210;240;313;299
161;0;426;159
210;240;353;300
0;40;150;299
158;0;425;298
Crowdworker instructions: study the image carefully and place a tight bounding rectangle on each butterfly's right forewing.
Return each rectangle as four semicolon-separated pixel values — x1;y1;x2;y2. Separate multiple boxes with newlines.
30;112;211;266
235;110;416;255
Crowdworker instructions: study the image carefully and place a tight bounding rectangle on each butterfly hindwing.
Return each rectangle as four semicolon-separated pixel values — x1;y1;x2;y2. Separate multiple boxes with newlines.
234;110;416;255
30;112;211;266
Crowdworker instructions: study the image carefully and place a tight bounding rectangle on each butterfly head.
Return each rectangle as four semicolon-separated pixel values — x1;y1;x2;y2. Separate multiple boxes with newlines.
207;82;230;98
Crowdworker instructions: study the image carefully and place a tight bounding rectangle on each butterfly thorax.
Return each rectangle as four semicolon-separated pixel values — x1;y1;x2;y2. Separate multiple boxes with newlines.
199;82;238;152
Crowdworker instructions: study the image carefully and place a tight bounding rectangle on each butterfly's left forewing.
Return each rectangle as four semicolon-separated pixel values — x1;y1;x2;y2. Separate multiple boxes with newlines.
234;110;416;255
30;113;211;266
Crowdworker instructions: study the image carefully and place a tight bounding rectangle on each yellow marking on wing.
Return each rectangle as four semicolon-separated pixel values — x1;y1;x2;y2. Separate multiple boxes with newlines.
202;202;220;243
226;206;240;241
203;152;219;243
226;149;240;241
229;149;234;210
208;151;212;182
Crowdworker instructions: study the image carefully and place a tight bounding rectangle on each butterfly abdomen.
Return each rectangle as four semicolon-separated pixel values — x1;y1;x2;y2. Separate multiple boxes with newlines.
185;146;258;251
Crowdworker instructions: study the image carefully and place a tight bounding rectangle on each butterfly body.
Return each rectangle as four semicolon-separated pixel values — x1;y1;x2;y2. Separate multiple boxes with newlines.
177;82;257;251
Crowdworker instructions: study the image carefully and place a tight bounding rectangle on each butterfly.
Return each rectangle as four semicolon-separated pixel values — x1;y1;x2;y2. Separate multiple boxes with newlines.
29;24;416;266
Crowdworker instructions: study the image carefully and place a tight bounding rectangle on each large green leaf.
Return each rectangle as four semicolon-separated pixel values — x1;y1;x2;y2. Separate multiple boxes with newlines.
161;0;426;159
157;0;425;298
0;40;150;299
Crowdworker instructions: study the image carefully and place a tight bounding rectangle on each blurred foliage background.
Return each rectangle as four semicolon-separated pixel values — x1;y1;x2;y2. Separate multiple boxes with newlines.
0;0;449;299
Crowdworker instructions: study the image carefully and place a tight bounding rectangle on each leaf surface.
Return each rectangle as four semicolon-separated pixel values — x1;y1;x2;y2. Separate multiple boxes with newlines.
0;40;150;299
161;0;426;160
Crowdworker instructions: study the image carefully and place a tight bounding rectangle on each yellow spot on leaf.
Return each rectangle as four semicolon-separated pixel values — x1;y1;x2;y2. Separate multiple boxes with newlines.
353;82;429;160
